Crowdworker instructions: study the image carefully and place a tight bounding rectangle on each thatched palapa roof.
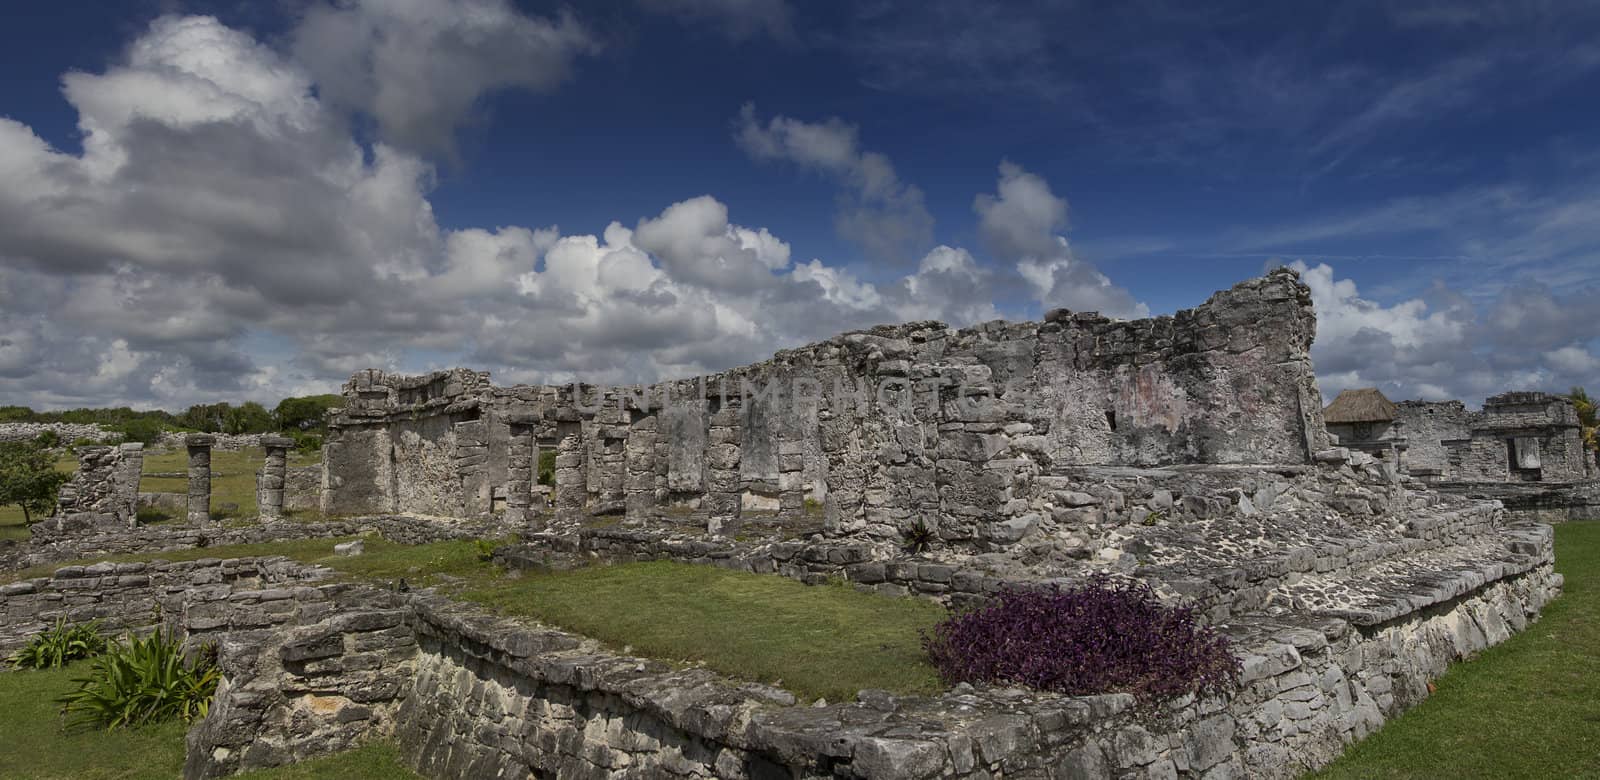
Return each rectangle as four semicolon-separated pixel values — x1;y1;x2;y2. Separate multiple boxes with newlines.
1323;388;1398;424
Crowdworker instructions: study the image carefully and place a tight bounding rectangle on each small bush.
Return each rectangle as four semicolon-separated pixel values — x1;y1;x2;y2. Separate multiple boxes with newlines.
288;429;323;453
901;520;936;555
58;629;220;731
113;417;165;445
923;577;1238;701
8;618;108;669
537;449;557;487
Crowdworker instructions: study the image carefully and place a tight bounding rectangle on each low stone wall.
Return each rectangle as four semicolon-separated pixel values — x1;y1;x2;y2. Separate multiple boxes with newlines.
184;584;417;778
511;499;1537;626
0;556;325;656
155;432;273;451
1432;480;1600;523
0;515;511;575
0;422;121;444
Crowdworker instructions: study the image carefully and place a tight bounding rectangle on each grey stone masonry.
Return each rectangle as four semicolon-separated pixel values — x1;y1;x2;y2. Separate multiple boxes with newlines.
187;434;215;524
32;442;144;538
257;435;294;520
323;270;1334;547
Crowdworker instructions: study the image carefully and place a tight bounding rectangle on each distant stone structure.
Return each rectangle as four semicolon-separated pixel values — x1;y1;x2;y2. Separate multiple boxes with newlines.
1323;389;1599;521
1322;388;1404;462
0;422;121;444
1393;392;1598;520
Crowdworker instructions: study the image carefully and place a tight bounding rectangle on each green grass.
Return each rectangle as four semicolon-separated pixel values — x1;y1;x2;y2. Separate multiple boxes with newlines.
0;662;416;779
1313;522;1600;779
0;665;186;779
462;560;947;702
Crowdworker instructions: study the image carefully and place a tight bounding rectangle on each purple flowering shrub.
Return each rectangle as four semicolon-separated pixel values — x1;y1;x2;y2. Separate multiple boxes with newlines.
923;577;1239;700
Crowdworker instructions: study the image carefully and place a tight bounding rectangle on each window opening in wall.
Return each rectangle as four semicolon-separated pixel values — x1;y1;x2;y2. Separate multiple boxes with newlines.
1105;410;1117;431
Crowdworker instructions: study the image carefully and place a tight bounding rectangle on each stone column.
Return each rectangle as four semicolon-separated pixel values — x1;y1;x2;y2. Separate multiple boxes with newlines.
257;435;293;521
504;421;535;524
114;442;145;527
554;430;586;517
186;434;215;524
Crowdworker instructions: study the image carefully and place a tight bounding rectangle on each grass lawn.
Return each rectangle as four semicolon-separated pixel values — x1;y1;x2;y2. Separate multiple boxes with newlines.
0;664;417;779
1313;522;1600;779
462;560;947;702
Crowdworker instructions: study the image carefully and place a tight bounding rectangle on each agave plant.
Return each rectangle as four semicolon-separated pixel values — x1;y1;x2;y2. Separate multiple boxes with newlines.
8;618;108;670
57;629;220;731
901;519;936;555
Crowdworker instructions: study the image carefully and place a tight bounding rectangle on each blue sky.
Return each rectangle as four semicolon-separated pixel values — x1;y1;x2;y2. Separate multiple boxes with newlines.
1;0;1598;410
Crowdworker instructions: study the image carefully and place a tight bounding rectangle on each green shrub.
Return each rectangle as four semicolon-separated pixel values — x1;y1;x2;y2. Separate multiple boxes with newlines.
289;430;324;453
58;629;220;731
8;618;108;669
113;417;165;445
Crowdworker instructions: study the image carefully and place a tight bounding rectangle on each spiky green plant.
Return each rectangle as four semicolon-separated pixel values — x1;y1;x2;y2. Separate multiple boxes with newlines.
57;629;220;731
8;618;108;669
901;520;936;555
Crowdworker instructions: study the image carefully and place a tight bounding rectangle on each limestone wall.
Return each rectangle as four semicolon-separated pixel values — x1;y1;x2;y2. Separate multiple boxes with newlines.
0;556;325;656
0;422;121;444
323;270;1331;546
1393;400;1470;476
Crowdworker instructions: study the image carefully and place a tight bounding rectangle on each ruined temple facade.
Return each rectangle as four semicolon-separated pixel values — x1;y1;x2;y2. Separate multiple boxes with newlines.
1394;392;1593;483
1386;392;1600;521
322;269;1332;543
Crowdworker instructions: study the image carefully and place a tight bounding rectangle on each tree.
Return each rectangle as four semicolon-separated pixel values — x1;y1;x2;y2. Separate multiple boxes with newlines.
273;394;344;433
223;401;274;435
1573;387;1598;453
0;438;71;525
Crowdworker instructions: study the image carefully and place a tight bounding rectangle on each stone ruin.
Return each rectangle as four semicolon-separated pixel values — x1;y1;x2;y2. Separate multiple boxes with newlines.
1325;386;1600;521
30;442;143;535
0;268;1567;779
321;269;1330;544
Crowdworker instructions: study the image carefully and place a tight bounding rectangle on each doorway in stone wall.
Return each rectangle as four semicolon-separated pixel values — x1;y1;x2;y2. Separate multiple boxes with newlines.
535;438;558;509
